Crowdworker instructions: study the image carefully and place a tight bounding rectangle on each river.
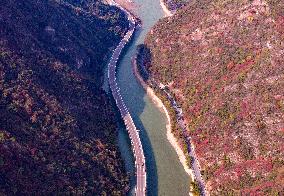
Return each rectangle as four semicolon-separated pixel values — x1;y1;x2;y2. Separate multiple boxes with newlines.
104;0;190;195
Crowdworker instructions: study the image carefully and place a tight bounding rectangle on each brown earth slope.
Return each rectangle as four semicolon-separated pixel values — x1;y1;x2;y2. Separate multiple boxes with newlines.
0;0;129;194
145;0;284;194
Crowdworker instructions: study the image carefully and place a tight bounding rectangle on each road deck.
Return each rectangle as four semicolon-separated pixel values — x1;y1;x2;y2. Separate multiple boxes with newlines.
107;14;146;196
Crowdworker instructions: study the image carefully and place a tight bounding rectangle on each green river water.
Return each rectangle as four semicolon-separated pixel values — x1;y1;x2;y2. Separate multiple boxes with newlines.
105;0;190;195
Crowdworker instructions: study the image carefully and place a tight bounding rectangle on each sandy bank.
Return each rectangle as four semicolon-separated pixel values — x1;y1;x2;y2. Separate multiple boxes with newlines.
132;58;195;183
160;0;173;17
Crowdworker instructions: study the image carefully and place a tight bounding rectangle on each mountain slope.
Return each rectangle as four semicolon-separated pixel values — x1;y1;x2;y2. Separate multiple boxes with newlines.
145;0;284;194
0;0;129;194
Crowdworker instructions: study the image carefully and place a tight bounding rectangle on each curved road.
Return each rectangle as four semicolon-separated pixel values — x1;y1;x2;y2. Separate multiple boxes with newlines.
107;8;147;196
162;88;207;195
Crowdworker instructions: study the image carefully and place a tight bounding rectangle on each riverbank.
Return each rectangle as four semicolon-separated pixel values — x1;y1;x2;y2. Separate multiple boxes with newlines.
159;0;173;17
105;0;148;195
106;0;193;194
132;57;195;189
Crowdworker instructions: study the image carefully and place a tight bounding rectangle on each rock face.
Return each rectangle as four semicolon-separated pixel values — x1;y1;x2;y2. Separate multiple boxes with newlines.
145;0;284;194
162;0;189;12
0;0;129;194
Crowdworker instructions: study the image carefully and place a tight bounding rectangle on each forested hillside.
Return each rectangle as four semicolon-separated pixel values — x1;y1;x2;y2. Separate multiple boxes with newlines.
145;0;284;194
0;0;129;194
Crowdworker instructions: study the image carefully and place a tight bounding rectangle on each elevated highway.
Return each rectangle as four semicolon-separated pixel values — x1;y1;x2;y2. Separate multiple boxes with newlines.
107;13;147;196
